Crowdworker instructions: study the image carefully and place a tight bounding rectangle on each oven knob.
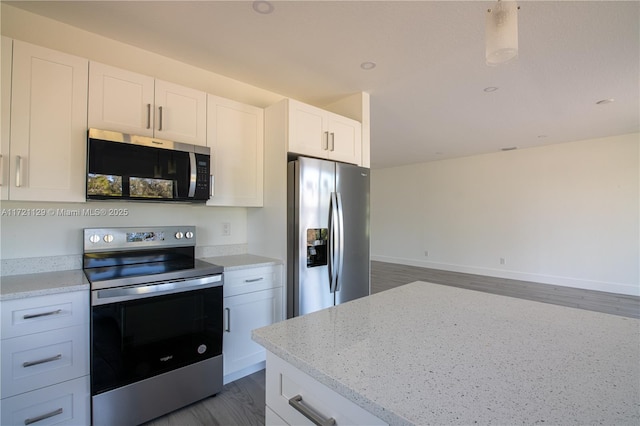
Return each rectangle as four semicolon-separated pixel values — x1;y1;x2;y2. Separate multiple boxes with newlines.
89;234;100;244
103;234;114;243
185;231;194;239
197;344;207;354
175;232;184;239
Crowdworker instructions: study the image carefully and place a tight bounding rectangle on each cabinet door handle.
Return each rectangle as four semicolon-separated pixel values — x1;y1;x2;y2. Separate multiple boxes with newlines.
158;106;163;131
23;309;62;320
146;103;152;129
24;408;64;425
0;154;3;186
244;277;264;283
288;395;336;426
22;354;62;368
322;131;329;150
224;307;231;332
329;132;335;151
15;155;22;187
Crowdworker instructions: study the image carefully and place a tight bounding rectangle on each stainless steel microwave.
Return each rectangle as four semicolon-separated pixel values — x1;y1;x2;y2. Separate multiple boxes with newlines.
87;129;210;202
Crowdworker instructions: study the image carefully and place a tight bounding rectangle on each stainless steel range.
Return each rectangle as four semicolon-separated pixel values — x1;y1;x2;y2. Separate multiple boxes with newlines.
83;226;224;426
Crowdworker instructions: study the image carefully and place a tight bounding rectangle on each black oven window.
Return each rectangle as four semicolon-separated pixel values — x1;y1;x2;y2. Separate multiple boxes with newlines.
92;286;223;395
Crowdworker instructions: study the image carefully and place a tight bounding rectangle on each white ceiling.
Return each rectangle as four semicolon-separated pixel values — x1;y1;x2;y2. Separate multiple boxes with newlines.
7;1;639;168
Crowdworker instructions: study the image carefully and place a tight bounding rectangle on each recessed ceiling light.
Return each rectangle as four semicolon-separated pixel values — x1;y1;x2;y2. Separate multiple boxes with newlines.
360;61;376;71
596;98;615;105
484;86;499;93
252;1;274;14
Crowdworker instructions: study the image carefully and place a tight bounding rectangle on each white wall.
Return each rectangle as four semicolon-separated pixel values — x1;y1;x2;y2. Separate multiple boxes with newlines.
371;133;640;296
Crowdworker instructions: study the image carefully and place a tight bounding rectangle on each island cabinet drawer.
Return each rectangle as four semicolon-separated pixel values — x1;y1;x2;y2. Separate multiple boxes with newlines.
1;375;90;426
265;352;387;426
224;265;282;297
1;291;88;339
1;324;89;398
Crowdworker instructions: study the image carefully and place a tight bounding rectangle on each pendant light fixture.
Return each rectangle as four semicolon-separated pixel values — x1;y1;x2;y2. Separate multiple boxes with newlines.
486;0;519;66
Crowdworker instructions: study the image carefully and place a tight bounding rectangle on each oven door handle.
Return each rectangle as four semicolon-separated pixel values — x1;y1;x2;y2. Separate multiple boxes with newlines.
93;274;222;305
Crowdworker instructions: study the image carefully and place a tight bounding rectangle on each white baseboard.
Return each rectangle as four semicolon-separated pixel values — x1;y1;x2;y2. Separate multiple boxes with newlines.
223;361;265;385
371;255;640;297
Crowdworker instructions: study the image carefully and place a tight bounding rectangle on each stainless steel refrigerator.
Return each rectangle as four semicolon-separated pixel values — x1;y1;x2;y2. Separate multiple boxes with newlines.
287;156;370;317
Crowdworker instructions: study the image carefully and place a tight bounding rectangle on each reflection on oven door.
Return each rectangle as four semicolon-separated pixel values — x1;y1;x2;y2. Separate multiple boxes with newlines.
91;286;223;395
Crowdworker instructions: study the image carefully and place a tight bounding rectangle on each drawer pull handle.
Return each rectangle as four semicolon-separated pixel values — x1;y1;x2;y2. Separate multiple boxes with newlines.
244;277;264;283
23;309;62;320
24;407;63;425
22;354;62;368
224;307;231;332
288;394;336;426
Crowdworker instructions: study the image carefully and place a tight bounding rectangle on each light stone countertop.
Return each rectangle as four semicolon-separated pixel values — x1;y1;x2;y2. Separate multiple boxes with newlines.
0;269;89;300
252;281;640;426
200;254;281;271
0;253;279;300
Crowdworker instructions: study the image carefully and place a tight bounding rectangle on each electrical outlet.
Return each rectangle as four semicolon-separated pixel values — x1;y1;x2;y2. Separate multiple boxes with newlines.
222;222;231;236
424;250;429;257
500;257;506;265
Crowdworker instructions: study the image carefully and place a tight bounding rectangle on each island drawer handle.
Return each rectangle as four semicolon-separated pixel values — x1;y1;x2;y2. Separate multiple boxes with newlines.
24;407;63;425
288;394;336;426
23;354;62;368
23;309;63;320
244;277;264;283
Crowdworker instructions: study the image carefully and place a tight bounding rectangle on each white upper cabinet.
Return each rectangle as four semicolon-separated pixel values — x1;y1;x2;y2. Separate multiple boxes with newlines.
88;62;207;146
1;37;12;201
206;94;264;207
88;62;155;137
154;79;207;145
287;99;362;165
9;40;88;202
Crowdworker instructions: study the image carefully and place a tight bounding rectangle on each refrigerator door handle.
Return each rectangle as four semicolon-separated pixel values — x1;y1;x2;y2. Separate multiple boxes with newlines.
335;192;345;292
328;192;340;293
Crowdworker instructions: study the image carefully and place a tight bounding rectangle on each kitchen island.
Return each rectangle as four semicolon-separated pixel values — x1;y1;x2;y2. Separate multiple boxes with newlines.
252;281;640;425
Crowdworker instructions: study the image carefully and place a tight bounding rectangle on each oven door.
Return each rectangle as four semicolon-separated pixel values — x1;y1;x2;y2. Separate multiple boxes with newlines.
91;277;223;396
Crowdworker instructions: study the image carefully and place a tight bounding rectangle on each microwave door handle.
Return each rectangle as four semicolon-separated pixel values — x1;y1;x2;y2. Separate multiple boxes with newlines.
188;152;196;197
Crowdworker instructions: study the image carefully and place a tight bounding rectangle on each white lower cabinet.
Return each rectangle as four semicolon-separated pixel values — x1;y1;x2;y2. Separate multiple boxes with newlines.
0;290;90;426
265;351;387;426
223;265;283;383
1;376;90;426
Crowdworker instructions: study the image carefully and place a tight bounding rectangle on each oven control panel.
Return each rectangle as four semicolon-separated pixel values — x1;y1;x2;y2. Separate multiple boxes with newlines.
84;226;196;252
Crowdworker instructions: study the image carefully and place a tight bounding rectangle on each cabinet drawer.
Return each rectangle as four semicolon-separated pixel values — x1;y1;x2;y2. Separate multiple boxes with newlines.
1;375;90;426
265;352;386;426
1;324;89;398
1;291;88;339
224;265;282;297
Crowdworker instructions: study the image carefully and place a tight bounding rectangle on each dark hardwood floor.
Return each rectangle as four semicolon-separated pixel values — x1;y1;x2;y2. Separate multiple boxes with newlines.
144;261;639;425
371;261;639;319
143;370;265;426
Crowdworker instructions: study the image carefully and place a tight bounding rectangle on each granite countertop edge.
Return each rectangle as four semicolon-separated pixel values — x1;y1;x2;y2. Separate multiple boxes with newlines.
0;269;90;301
2;253;281;300
200;254;282;271
251;331;409;426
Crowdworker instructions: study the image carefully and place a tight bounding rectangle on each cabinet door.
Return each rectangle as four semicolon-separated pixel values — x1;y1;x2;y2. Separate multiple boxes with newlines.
88;62;155;136
207;94;264;207
1;376;90;426
288;100;327;159
9;41;88;202
1;36;12;200
1;324;89;398
223;287;282;377
327;113;362;165
154;79;206;146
